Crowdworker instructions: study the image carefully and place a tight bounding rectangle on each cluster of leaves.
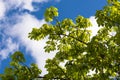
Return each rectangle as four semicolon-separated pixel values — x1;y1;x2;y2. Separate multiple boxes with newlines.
0;51;41;80
29;0;120;79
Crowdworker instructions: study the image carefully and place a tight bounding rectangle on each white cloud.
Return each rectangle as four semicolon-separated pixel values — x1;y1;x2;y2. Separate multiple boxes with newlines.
0;0;6;19
0;37;19;60
34;0;48;3
0;0;49;18
0;0;59;76
4;0;48;12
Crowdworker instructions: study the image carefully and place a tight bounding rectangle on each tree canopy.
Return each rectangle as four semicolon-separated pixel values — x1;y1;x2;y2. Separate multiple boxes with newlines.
0;0;120;80
0;51;41;80
29;0;120;79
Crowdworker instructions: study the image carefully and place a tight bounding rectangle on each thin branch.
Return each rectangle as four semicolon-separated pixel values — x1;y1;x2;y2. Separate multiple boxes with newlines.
54;17;61;30
51;11;62;31
50;33;88;45
37;76;67;80
66;34;88;45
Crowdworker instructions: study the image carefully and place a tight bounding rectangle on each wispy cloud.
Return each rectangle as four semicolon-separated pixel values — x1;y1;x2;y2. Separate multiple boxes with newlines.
3;0;49;12
0;37;19;60
0;0;6;19
0;0;53;75
0;0;50;60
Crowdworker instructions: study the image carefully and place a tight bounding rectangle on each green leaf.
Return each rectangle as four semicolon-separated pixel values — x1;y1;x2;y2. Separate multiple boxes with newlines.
44;6;59;22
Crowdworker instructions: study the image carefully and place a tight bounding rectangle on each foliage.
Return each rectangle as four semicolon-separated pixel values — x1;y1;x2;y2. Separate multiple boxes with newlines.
29;0;120;79
0;51;41;80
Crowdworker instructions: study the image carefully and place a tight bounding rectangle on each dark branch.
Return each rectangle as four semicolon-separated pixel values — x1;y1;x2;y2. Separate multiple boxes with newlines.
37;76;67;80
50;33;88;45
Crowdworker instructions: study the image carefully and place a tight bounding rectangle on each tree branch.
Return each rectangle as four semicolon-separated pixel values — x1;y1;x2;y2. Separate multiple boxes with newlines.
50;33;88;45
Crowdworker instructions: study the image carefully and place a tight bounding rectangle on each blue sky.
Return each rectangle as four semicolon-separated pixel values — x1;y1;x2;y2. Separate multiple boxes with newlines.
0;0;107;76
